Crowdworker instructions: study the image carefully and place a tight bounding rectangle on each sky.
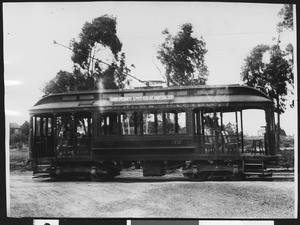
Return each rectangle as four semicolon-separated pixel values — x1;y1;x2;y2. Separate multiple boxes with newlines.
3;1;297;136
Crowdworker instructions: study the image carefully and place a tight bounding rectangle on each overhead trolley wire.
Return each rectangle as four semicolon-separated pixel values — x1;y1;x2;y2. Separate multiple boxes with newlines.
53;40;165;86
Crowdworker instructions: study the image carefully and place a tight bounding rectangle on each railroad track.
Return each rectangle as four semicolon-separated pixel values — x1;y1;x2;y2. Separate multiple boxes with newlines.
119;169;295;182
32;169;295;182
186;173;295;182
244;172;295;181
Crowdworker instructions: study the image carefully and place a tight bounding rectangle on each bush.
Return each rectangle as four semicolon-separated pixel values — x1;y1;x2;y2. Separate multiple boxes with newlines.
280;136;294;148
10;147;32;171
279;149;294;169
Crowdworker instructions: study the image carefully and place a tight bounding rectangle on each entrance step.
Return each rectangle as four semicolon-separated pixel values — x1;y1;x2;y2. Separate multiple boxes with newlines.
243;160;270;176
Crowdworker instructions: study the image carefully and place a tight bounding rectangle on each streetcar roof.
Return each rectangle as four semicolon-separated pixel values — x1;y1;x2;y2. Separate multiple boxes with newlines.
29;84;273;113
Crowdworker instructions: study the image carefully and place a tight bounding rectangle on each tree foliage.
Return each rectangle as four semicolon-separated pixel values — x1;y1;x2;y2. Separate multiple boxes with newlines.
20;121;29;136
43;15;131;95
241;44;293;114
241;4;294;114
277;4;293;31
10;121;30;147
43;70;94;95
242;4;294;152
157;23;209;86
224;122;236;136
70;15;131;90
71;15;122;72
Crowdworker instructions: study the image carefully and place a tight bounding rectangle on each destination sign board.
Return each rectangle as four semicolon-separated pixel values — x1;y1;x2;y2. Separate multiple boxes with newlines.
109;95;174;102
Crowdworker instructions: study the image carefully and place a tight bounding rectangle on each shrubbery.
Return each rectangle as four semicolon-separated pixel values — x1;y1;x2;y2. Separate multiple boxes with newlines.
10;121;29;149
279;149;294;169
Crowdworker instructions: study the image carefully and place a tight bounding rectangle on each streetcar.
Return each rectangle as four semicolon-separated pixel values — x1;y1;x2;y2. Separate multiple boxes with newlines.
29;84;279;180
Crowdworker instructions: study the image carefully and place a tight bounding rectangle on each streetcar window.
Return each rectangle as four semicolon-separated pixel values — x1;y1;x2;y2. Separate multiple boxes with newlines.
42;117;47;136
194;113;198;134
56;117;63;138
99;113;118;135
222;112;237;136
143;112;155;134
221;111;243;145
33;116;53;137
194;110;202;134
35;117;41;136
177;112;186;134
47;117;52;136
165;112;176;134
76;117;89;138
99;115;105;135
165;111;186;134
202;112;222;143
120;111;136;135
203;113;216;136
157;113;163;134
56;115;74;139
143;112;163;135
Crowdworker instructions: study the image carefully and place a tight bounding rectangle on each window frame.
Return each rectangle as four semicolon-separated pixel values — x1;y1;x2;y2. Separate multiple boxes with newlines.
142;111;163;135
96;109;188;137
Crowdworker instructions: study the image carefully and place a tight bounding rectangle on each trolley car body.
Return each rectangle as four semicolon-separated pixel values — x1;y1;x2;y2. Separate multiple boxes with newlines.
29;85;278;179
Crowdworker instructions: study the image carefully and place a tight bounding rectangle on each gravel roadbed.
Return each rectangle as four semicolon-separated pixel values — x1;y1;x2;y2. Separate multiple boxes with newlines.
8;170;295;218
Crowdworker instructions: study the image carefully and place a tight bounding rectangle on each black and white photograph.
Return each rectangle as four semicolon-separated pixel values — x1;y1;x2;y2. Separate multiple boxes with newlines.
3;1;297;219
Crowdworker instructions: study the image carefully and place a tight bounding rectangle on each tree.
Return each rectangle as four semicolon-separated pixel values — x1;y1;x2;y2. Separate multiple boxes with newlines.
240;44;271;88
20;121;29;136
224;122;236;136
242;4;294;153
43;15;131;95
241;44;293;152
157;23;209;86
43;70;87;95
277;4;293;31
10;121;29;148
241;44;293;114
70;15;131;90
277;4;294;108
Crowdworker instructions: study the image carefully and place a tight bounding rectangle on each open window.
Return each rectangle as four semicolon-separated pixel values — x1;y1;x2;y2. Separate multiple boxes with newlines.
143;111;163;135
75;112;92;156
120;111;137;135
165;110;186;134
194;109;244;155
99;113;119;135
57;114;74;143
56;112;92;158
242;109;268;154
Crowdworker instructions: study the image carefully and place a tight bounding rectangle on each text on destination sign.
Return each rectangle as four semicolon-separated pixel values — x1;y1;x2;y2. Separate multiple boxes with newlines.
109;95;175;102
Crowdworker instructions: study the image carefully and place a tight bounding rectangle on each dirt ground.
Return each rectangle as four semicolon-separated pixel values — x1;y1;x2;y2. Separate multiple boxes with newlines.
8;169;296;219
